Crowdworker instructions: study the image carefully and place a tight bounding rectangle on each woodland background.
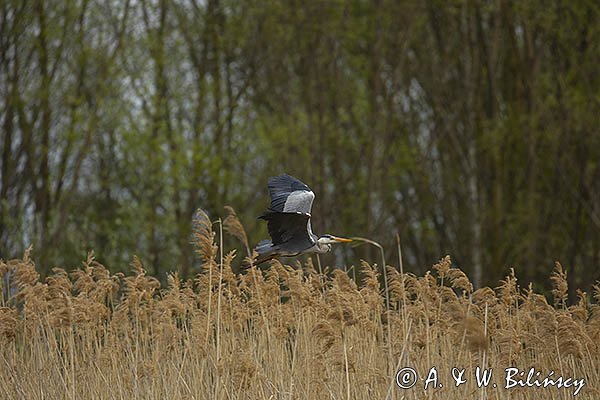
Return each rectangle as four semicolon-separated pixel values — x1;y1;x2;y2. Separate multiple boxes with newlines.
0;0;598;297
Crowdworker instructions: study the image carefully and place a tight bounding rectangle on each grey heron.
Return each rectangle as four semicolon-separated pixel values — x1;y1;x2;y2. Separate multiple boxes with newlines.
254;174;352;264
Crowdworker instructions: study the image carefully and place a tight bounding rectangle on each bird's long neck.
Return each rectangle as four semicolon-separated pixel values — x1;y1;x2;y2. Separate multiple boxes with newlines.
314;236;331;253
315;241;329;253
308;222;326;252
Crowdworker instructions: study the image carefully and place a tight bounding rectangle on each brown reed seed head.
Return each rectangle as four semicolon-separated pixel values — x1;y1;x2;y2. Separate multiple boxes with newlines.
551;262;569;308
223;206;249;251
191;208;217;264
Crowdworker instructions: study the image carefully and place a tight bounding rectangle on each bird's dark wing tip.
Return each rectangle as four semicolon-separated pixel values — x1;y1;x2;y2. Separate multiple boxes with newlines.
268;174;310;192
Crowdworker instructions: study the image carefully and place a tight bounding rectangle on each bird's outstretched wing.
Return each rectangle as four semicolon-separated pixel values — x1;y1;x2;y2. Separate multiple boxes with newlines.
259;211;315;253
267;174;315;215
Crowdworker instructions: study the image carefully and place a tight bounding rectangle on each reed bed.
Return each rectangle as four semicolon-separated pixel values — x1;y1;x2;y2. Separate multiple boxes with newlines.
0;210;598;399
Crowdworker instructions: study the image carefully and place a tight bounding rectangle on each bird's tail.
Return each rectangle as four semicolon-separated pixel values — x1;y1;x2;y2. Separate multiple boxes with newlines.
253;240;279;265
255;239;273;253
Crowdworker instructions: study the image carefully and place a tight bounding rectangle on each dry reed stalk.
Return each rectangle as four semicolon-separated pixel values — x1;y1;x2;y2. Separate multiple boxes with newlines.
0;220;598;399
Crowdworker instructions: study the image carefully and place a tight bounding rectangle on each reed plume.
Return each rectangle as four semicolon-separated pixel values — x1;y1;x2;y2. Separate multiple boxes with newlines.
0;218;597;400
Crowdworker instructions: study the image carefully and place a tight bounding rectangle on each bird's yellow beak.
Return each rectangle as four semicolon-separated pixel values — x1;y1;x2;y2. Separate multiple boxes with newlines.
333;236;353;243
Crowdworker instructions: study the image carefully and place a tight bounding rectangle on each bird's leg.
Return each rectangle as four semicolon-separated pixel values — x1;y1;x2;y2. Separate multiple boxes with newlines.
316;254;322;275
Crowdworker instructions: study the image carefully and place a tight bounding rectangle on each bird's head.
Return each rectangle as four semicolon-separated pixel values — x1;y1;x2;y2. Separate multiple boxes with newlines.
317;234;353;251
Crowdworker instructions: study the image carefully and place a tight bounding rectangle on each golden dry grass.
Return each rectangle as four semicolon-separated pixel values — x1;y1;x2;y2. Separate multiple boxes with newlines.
0;211;599;399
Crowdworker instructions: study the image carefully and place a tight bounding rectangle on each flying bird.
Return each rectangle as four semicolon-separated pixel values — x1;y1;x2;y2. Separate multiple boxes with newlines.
255;174;352;264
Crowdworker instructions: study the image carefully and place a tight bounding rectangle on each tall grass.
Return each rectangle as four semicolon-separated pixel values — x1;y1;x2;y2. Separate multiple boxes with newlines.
0;210;599;399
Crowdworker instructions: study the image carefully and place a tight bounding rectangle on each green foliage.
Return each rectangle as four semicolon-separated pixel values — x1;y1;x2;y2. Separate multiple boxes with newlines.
0;0;598;297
